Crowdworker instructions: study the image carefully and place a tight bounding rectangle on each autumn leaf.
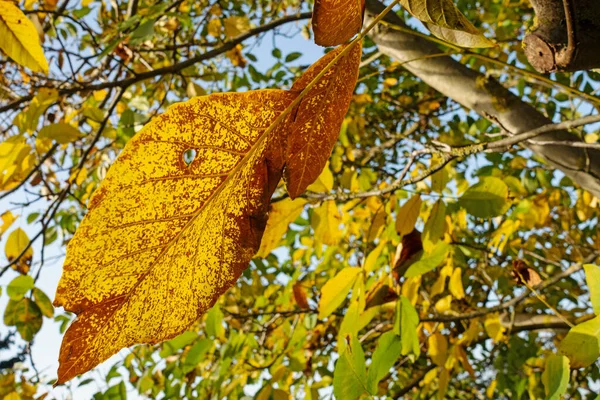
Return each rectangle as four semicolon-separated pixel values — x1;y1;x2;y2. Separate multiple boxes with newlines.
392;228;424;281
312;0;365;47
0;0;49;73
38;123;82;145
285;42;362;198
512;260;542;287
5;228;33;274
319;267;360;319
0;211;16;238
399;0;494;48
395;194;421;236
312;200;343;246
293;282;311;309
256;197;306;258
53;90;296;384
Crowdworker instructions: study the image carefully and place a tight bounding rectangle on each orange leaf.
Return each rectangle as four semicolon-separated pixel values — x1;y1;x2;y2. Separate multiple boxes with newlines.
284;42;362;198
53;91;295;384
312;0;365;47
293;282;311;309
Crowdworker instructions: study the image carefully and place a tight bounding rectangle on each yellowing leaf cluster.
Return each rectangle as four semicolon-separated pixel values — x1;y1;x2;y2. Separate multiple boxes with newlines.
0;0;48;73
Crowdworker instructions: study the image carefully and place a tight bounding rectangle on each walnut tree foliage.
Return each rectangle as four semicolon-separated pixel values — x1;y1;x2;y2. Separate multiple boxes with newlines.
0;0;600;399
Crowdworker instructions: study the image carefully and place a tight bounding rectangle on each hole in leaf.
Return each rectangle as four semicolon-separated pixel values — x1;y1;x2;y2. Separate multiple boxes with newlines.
182;149;197;166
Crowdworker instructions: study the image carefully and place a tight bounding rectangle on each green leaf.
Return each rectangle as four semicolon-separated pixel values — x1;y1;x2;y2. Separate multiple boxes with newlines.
559;315;600;368
584;264;600;315
285;52;303;62
318;267;360;319
367;331;402;393
404;241;450;278
205;305;225;339
32;287;54;318
130;19;155;43
394;296;420;357
542;354;570;400
159;331;197;358
458;177;508;218
4;298;42;341
7;275;34;301
182;338;213;373
38;123;82;144
333;335;368;400
399;0;494;48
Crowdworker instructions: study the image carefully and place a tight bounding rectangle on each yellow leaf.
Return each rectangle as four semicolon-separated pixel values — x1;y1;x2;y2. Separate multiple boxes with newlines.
256;197;307;258
13;88;59;133
319;267;360;319
401;275;421;305
0;137;33;191
0;0;49;73
434;295;452;313
486;379;497;398
430;263;452;297
484;313;507;343
428;332;448;366
423;200;446;252
53;90;296;384
448;267;465;299
0;211;16;237
438;367;450;399
395;194;421;236
68;167;87;186
207;18;222;37
223;16;250;39
383;78;398;88
38;123;82;144
457;319;481;346
312;200;342;246
364;241;385;273
306;161;334;193
5;227;33;274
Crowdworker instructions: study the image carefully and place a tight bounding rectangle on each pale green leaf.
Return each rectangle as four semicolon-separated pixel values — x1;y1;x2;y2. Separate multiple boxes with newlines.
38;123;82;144
333;335;368;400
159;331;197;358
367;331;402;393
394;296;420;357
542;354;570;400
458;177;508;218
559;315;600;368
584;264;600;315
7;274;34;301
405;241;450;278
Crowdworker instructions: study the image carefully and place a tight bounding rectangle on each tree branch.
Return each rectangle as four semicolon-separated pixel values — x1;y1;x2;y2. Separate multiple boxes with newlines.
364;0;600;198
0;12;312;113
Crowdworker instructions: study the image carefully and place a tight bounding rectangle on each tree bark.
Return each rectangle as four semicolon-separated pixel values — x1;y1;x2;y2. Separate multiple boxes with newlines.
365;0;600;198
523;0;600;73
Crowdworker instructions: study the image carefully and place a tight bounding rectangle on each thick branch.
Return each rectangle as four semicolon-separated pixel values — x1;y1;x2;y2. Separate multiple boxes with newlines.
365;0;600;198
524;0;600;72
